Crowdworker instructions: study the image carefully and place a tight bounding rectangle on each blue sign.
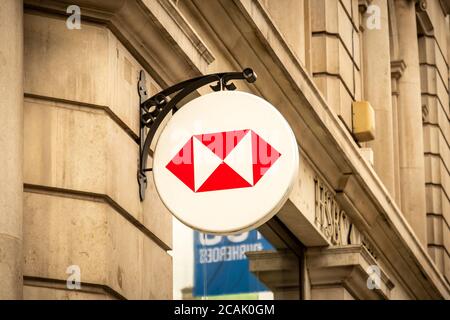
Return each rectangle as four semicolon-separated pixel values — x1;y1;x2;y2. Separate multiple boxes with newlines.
193;230;273;297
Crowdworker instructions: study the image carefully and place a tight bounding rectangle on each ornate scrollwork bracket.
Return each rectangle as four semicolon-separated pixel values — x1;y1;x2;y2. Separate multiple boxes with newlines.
137;68;257;201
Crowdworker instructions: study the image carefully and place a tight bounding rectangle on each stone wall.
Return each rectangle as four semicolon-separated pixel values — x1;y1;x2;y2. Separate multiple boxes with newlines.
310;0;362;131
22;11;172;299
418;0;450;284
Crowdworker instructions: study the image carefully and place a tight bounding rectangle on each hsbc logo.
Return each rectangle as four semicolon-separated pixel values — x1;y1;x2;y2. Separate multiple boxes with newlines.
166;129;281;192
153;91;298;234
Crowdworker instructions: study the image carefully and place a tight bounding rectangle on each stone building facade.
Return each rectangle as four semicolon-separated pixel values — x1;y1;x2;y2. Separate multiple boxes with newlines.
0;0;449;299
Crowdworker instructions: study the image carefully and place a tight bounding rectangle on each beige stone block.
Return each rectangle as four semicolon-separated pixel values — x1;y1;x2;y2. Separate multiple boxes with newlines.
313;75;353;130
23;192;172;299
424;156;450;198
313;75;340;113
426;0;449;61
311;0;339;32
23;192;108;283
420;65;449;109
24;13;157;136
311;0;357;61
427;215;444;246
422;96;450;146
262;0;306;65
338;43;355;95
426;185;450;222
312;35;354;95
23;99;172;247
24;14;110;107
423;125;450;168
418;36;436;65
312;35;339;74
443;218;450;251
419;37;449;89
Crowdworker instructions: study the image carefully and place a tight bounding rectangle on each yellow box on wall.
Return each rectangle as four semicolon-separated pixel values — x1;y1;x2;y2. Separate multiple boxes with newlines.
352;101;375;142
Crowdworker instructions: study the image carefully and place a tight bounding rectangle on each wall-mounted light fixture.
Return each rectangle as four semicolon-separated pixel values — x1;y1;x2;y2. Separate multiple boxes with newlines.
352;100;376;143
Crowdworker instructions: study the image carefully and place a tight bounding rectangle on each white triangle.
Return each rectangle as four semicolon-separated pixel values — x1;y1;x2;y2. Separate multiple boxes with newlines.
223;131;253;185
193;137;222;191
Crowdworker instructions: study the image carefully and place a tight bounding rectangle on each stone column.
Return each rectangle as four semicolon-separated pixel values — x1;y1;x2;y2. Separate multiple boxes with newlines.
394;0;427;245
362;0;396;197
0;0;24;299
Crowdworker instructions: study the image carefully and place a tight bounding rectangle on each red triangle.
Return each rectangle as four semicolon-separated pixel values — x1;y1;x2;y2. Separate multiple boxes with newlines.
194;129;249;160
197;162;252;192
165;137;195;191
252;131;281;185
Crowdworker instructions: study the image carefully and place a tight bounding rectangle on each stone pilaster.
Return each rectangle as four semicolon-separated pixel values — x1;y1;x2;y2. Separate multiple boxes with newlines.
362;0;396;197
0;0;24;299
390;60;407;208
394;0;427;245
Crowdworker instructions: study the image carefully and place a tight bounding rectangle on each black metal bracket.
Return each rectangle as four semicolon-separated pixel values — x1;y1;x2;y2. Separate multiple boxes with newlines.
137;68;257;201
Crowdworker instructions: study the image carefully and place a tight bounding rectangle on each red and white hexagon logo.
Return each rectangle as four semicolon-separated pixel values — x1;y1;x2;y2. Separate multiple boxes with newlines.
166;129;281;193
152;91;298;234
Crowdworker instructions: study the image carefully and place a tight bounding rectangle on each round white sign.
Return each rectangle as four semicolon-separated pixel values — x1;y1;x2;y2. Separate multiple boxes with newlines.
153;91;298;234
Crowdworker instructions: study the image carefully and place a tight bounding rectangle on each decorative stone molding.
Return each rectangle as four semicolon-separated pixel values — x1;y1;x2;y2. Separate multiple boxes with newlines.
415;0;434;35
307;245;394;300
391;60;406;96
246;249;300;300
145;0;215;65
391;60;407;80
439;0;450;15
